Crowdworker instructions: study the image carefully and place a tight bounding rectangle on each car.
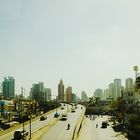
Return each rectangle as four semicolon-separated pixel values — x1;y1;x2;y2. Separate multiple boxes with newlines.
12;130;28;140
101;121;108;128
54;112;60;118
40;116;47;121
71;108;75;112
61;106;64;110
61;113;67;120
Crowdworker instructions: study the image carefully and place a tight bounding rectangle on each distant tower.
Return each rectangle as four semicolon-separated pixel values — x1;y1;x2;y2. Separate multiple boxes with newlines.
108;83;114;100
2;76;15;99
66;86;72;103
114;79;121;100
58;79;64;102
94;88;103;100
125;78;133;92
81;91;88;102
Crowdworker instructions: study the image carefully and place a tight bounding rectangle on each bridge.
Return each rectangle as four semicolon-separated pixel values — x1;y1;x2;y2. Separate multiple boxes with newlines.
0;104;127;140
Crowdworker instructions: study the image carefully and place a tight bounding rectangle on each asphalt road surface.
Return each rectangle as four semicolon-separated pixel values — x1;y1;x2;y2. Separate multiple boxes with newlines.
77;115;128;140
40;104;84;140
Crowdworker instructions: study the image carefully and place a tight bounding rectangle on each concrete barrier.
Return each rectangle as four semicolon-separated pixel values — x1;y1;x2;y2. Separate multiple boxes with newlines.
31;117;60;140
72;107;86;140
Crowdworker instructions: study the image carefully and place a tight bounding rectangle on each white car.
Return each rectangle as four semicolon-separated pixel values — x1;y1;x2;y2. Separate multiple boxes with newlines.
61;113;67;120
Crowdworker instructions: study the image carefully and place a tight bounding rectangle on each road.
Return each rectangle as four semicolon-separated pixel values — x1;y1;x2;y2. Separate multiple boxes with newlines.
40;104;84;140
0;104;72;140
77;115;128;140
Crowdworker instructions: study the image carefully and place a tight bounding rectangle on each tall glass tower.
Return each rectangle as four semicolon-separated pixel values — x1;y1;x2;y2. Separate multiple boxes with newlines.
2;76;15;99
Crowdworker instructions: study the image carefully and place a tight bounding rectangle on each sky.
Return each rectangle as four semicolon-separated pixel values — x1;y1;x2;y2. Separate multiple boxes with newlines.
0;0;140;97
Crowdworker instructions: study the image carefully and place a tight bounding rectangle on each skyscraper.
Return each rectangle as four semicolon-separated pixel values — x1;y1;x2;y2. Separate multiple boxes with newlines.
44;88;51;101
108;83;114;100
30;82;45;102
125;78;133;92
94;88;103;100
58;79;64;102
66;86;72;103
81;91;88;102
114;79;121;100
2;76;15;99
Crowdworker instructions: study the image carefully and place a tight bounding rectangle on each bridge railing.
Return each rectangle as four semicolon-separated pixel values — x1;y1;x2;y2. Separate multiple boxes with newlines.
72;106;86;140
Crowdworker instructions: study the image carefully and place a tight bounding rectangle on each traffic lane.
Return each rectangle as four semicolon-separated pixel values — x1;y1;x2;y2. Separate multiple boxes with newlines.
78;115;124;140
40;105;84;140
0;105;72;140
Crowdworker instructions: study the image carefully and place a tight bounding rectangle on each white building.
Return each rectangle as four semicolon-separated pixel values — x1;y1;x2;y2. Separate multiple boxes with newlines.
114;79;122;100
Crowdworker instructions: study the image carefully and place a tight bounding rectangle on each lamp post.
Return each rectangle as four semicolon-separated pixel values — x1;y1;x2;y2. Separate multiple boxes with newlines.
29;97;32;140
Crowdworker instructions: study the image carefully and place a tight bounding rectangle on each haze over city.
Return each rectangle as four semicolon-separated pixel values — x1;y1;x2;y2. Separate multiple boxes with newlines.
0;0;140;97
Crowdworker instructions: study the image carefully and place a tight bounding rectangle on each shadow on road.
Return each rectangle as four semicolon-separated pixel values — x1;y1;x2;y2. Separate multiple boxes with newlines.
112;123;123;132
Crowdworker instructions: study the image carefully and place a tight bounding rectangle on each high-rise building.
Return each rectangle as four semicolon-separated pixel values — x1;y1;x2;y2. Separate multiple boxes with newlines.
30;82;47;102
44;88;51;101
66;86;72;103
103;89;109;100
125;78;133;92
124;78;135;105
114;79;121;100
58;79;64;102
94;88;103;100
81;91;88;102
108;83;114;100
2;77;15;99
72;93;77;103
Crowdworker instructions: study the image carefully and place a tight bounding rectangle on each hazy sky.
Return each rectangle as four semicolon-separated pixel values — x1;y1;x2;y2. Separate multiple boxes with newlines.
0;0;140;97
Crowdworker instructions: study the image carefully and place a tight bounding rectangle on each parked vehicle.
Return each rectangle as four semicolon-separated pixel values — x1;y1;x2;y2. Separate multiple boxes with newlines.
101;121;108;128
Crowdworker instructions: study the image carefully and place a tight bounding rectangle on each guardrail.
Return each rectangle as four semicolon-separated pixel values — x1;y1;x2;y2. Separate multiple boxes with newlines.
72;106;86;140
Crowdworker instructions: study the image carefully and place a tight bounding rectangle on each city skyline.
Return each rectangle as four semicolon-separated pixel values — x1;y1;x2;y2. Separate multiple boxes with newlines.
0;0;140;97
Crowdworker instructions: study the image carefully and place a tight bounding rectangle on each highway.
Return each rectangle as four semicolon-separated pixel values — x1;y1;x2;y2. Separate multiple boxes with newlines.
40;104;84;140
0;104;73;140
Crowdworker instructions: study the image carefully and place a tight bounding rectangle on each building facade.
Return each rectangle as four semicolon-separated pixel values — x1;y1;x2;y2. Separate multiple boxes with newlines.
2;77;15;99
66;86;72;103
114;79;121;100
94;88;103;100
81;91;88;102
108;83;114;100
58;79;64;102
44;88;51;101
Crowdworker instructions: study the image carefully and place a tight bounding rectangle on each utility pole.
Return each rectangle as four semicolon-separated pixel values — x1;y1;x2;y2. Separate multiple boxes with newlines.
21;87;25;135
121;90;125;133
29;94;32;140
